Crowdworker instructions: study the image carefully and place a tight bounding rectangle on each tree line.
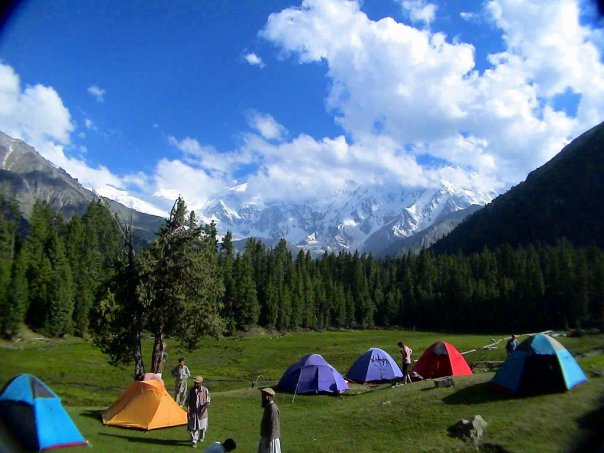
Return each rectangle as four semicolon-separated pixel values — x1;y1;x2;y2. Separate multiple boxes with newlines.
1;194;603;376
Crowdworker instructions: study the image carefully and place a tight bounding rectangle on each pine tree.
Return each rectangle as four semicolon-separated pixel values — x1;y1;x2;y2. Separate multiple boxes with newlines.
138;197;224;372
2;247;29;338
45;231;74;337
220;231;236;334
233;241;259;328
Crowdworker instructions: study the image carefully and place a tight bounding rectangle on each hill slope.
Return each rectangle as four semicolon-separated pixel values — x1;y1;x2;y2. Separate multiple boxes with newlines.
0;131;164;241
433;121;604;254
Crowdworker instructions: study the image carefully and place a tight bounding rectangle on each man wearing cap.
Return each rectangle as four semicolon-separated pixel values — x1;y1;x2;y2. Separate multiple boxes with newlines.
171;357;191;407
258;388;280;453
188;375;211;448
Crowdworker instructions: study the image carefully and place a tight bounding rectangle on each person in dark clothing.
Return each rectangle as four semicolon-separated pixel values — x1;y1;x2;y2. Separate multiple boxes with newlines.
506;335;519;355
258;388;280;453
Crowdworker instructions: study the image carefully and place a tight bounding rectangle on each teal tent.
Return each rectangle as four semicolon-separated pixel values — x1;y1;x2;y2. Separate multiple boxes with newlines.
0;374;87;451
491;334;587;395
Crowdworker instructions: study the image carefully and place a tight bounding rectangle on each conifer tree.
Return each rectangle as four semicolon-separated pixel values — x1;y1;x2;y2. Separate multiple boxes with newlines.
45;231;74;337
233;241;259;328
2;247;29;338
138;197;224;372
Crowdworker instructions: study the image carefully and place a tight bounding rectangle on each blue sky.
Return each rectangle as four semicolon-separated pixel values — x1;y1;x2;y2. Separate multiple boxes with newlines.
0;0;603;215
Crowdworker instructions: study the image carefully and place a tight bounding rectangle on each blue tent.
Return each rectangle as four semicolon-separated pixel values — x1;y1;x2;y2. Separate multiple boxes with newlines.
0;374;87;451
277;354;349;394
346;348;403;383
491;334;588;395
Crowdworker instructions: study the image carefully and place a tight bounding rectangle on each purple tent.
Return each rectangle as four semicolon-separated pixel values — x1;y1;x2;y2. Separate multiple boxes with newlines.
277;354;349;394
346;348;403;383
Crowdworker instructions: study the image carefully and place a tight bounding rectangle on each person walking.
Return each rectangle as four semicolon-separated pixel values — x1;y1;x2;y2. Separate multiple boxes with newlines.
505;335;519;355
171;357;191;407
188;376;211;448
204;438;237;452
258;388;280;453
398;341;413;384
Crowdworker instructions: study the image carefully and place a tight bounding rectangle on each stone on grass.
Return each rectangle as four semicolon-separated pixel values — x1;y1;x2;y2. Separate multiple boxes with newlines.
449;415;488;446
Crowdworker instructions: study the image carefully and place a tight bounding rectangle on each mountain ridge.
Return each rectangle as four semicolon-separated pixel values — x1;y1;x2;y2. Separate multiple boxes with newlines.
432;120;604;254
0;131;165;241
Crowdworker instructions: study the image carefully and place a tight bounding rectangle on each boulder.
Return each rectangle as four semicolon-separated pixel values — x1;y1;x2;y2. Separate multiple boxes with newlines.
449;415;488;445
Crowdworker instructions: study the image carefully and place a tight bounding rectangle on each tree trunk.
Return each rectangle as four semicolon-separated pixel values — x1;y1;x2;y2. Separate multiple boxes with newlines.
151;324;165;374
133;318;145;380
127;229;145;380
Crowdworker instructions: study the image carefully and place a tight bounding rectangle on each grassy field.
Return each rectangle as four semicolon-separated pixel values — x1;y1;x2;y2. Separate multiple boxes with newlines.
1;329;603;452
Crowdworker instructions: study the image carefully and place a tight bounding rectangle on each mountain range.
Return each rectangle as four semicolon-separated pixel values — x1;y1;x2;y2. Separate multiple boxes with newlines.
0;130;495;256
197;181;492;256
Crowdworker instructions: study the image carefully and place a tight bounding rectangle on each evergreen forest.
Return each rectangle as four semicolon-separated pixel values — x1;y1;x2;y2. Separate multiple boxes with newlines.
1;194;603;374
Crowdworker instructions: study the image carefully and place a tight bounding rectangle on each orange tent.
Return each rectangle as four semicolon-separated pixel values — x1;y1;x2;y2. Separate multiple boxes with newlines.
102;378;187;430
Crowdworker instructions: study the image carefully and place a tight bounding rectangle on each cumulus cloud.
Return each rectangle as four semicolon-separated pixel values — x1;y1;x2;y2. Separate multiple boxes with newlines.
399;0;438;25
260;0;604;192
0;63;74;146
87;84;106;103
0;63;166;213
244;52;265;67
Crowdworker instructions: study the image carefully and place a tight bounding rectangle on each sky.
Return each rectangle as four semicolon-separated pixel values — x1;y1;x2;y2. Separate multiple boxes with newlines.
0;0;603;216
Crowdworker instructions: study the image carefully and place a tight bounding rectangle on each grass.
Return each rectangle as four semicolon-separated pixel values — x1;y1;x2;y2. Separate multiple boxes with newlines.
1;329;603;452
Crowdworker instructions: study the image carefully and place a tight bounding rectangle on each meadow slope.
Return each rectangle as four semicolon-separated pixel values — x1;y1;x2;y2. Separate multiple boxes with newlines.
1;329;603;452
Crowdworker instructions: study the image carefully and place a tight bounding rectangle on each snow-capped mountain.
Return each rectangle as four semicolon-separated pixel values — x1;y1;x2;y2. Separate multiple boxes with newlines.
198;182;494;255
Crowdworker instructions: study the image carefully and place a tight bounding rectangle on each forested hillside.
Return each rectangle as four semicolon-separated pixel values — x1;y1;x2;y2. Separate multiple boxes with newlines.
2;192;603;356
433;121;604;254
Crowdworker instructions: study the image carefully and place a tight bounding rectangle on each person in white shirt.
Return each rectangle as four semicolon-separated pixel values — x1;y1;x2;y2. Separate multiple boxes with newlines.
171;357;191;406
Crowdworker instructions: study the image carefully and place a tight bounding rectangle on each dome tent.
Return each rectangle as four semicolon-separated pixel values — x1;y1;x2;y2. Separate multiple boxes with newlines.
277;354;349;394
346;347;403;383
0;373;87;451
412;341;473;378
491;333;588;395
103;378;187;430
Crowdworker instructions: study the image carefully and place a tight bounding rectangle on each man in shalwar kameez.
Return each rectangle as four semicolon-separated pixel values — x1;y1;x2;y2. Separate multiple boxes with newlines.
188;375;211;448
171;357;191;406
258;388;281;453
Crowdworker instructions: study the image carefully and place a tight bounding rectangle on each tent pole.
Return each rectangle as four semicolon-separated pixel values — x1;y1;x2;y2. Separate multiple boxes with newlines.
292;380;300;404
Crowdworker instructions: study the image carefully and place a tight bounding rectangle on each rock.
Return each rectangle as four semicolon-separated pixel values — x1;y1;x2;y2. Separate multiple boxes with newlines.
449;415;488;446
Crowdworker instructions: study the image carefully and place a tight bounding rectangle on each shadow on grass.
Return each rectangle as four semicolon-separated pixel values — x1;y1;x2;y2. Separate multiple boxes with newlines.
565;391;604;452
79;409;104;421
442;382;516;405
98;432;191;447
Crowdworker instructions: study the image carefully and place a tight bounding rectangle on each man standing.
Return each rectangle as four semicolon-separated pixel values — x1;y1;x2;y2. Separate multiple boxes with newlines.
204;438;237;453
506;335;519;355
258;388;281;453
171;357;191;407
188;376;211;448
398;341;413;384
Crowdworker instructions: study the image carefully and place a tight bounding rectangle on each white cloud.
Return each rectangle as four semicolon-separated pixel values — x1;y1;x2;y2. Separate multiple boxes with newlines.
244;52;265;67
0;63;74;147
260;0;604;192
0;63;168;214
460;11;480;23
399;0;438;25
87;84;106;103
248;112;287;141
84;118;95;130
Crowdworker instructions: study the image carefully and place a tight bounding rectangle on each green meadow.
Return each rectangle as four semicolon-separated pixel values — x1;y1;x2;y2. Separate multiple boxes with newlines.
1;329;603;452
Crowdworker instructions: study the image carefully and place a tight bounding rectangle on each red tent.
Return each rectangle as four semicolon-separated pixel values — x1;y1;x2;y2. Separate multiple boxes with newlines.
412;341;473;378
